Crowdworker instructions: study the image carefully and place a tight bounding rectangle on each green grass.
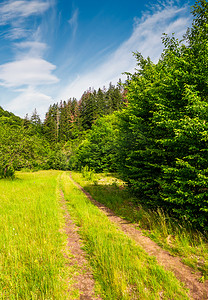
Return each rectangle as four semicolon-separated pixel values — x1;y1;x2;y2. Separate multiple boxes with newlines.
61;172;189;299
71;171;208;280
0;170;78;299
1;170;205;299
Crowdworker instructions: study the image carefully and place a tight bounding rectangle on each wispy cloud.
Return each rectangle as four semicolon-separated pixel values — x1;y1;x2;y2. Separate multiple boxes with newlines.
5;86;54;118
0;0;57;118
3;27;30;40
68;8;79;37
0;1;50;25
15;41;47;58
59;3;191;101
0;0;51;40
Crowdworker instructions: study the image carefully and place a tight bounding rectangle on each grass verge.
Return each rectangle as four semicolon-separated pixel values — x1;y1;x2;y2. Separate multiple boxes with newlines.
71;171;208;281
61;172;189;299
0;170;78;299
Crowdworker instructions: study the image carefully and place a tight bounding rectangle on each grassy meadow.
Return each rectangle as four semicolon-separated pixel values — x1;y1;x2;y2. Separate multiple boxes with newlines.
0;171;77;300
71;170;208;281
62;172;189;299
2;169;207;299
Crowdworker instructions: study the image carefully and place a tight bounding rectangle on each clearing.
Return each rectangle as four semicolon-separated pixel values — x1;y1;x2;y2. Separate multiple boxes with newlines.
1;170;207;299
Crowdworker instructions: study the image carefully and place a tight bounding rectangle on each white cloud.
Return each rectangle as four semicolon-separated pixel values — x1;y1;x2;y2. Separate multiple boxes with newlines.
0;58;59;88
68;8;79;37
0;1;57;118
16;41;46;50
58;3;191;101
15;41;47;57
0;1;50;25
4;27;30;39
5;86;54;118
0;0;51;40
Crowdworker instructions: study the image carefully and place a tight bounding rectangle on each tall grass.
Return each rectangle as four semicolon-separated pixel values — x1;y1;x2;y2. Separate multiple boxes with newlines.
61;172;189;299
71;171;208;280
0;171;71;299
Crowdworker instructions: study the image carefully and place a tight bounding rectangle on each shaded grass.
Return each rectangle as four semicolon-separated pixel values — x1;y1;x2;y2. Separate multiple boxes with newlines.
0;170;78;299
61;172;189;299
71;171;208;280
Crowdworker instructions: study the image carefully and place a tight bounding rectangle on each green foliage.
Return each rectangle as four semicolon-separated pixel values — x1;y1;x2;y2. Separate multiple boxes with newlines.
0;106;22;126
43;84;124;143
59;99;81;141
0;109;51;177
117;0;208;229
79;90;97;130
81;165;97;183
46;150;68;170
78;84;123;130
43;103;60;143
72;114;119;172
0;164;15;179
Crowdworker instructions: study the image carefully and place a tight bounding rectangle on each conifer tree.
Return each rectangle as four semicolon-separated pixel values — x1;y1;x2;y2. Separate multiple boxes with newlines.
79;91;96;130
96;88;106;117
43;104;59;143
30;108;42;134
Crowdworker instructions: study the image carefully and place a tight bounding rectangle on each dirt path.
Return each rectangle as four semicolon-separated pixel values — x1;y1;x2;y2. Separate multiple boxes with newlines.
69;174;208;300
60;190;102;300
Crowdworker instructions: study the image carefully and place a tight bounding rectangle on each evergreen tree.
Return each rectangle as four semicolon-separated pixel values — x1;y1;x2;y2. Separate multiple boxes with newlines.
95;88;106;117
79;91;96;130
59;100;69;142
105;83;123;114
30;108;42;134
43;104;59;143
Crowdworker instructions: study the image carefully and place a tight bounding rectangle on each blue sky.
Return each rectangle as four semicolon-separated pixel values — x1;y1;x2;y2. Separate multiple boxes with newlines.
0;0;195;119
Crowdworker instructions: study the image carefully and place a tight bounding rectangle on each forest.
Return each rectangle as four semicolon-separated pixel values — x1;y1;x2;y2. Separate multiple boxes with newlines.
0;0;208;231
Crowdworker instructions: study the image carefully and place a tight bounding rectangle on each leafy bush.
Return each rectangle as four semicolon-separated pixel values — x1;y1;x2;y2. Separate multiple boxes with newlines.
0;119;51;175
81;165;97;183
46;150;68;170
71;114;119;172
0;164;15;179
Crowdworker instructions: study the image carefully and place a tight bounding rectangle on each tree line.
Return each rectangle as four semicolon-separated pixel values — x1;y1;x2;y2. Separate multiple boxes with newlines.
0;82;125;176
43;82;124;143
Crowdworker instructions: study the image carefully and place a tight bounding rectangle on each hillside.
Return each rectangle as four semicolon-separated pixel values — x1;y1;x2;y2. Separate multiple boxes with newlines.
0;106;23;126
0;107;51;178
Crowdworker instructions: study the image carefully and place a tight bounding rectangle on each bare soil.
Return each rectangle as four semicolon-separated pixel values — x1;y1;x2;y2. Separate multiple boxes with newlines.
60;190;102;300
69;174;208;300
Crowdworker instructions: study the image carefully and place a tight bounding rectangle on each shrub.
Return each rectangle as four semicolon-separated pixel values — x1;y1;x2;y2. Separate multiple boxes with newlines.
46;150;68;170
0;164;15;179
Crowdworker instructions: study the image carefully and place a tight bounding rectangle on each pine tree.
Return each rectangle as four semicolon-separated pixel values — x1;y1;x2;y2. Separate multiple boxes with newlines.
30;108;42;134
95;88;106;117
79;91;96;130
43;104;59;143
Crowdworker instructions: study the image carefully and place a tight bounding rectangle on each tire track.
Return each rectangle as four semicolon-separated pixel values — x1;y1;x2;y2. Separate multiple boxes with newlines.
60;189;102;300
69;173;208;300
